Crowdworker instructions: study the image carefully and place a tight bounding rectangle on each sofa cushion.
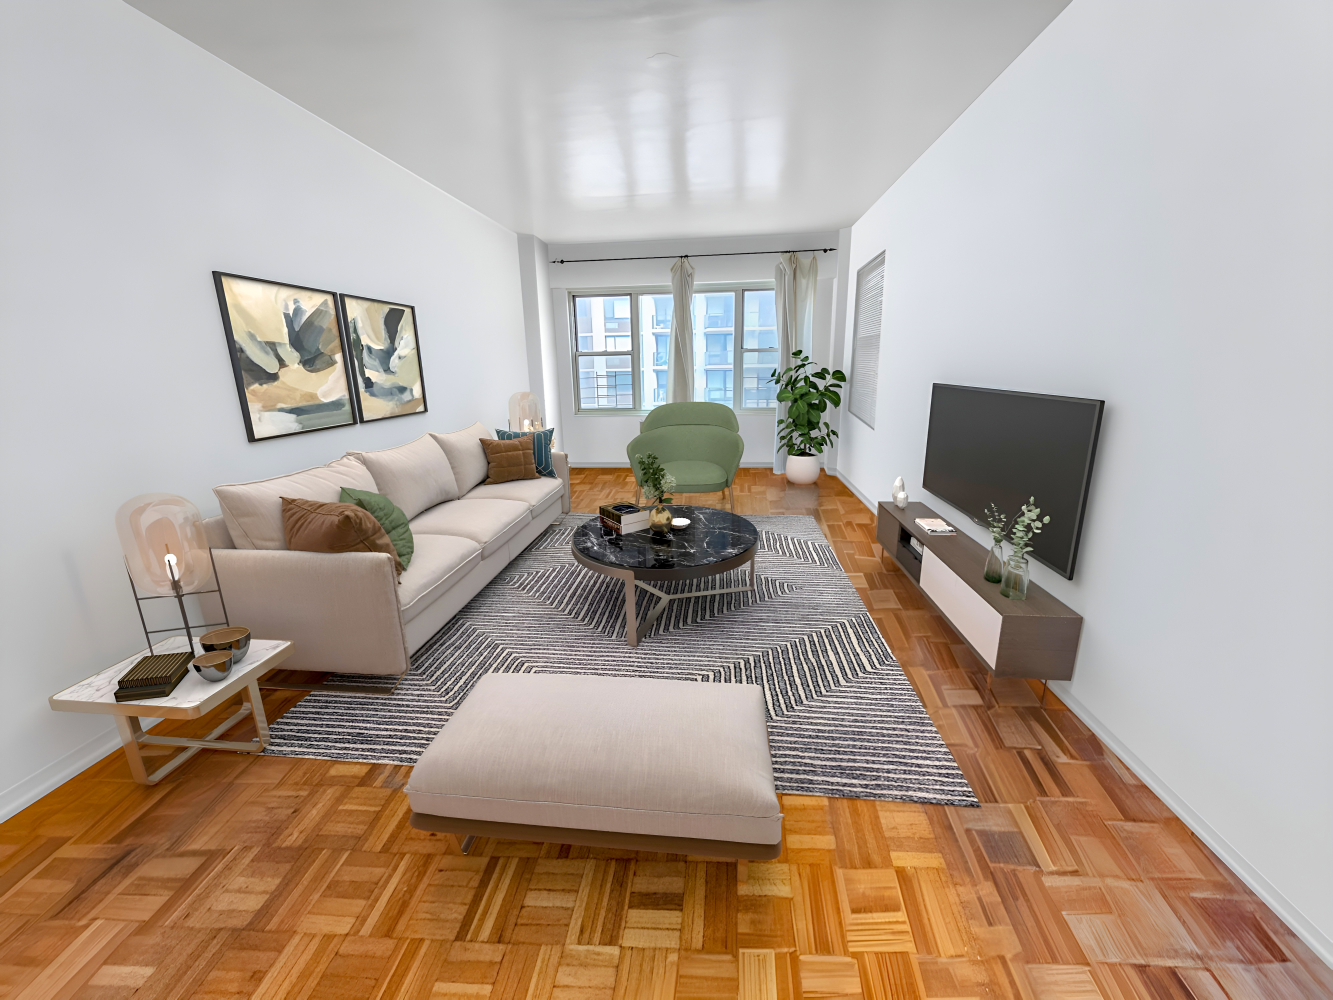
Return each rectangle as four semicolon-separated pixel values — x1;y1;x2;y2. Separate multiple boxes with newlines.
496;427;556;477
480;437;538;484
397;534;483;623
430;423;492;495
409;498;531;558
405;674;783;846
340;487;413;569
214;456;378;550
350;434;459;519
281;497;403;573
464;476;564;511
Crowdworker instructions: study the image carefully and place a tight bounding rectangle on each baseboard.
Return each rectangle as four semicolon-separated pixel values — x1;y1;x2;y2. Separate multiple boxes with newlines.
1050;682;1333;970
834;472;878;515
0;725;121;824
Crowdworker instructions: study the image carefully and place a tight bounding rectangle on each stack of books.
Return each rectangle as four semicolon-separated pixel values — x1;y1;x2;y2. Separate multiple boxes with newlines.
914;517;956;536
599;503;650;535
115;650;193;702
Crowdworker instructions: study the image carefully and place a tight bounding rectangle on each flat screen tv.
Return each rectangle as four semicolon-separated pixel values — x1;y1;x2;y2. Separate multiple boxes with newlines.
922;385;1104;579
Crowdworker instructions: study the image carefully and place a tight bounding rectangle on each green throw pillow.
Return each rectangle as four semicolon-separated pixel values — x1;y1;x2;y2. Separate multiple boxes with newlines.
339;487;413;569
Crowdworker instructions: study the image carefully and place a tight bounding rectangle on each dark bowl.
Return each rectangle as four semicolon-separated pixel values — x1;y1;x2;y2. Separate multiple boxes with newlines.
192;649;234;683
200;626;250;664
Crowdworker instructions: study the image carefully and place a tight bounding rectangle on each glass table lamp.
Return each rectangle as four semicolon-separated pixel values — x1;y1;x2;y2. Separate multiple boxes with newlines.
508;391;544;432
116;493;216;648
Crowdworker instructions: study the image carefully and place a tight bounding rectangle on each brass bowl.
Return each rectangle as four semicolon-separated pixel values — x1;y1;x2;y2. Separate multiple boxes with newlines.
200;626;250;664
192;649;234;683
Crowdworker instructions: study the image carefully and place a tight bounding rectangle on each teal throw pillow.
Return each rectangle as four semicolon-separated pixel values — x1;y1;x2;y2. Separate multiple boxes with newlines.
339;487;414;569
496;427;556;477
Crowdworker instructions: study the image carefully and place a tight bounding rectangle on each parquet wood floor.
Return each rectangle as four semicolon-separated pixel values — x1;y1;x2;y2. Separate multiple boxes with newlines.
5;468;1329;999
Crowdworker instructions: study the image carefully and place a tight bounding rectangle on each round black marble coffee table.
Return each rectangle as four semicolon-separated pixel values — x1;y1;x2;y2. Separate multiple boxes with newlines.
571;505;759;647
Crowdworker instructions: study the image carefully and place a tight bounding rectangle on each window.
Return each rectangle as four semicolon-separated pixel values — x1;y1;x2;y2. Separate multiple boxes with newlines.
572;286;777;412
574;294;634;409
849;253;884;427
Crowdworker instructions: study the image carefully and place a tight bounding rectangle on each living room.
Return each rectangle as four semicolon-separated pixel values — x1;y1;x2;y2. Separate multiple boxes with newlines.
3;0;1330;996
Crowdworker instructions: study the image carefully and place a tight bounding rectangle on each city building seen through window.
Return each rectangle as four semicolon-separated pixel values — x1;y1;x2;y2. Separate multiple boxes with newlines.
573;287;778;412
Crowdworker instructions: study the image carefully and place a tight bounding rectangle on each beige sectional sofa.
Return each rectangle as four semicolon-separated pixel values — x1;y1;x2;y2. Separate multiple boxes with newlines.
202;422;569;676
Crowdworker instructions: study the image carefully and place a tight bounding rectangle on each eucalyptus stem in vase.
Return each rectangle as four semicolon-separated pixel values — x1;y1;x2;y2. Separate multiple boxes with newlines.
1000;498;1050;600
983;502;1009;584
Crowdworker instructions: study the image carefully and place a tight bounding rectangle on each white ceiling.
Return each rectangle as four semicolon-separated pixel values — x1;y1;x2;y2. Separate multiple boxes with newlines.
125;0;1069;244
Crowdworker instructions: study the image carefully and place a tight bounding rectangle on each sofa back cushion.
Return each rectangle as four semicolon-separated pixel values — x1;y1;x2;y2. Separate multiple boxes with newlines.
430;422;493;495
214;456;378;550
281;497;403;573
350;434;459;520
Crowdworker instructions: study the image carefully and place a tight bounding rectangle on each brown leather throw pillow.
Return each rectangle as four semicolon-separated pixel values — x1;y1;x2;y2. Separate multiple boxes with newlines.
480;436;539;484
280;497;404;573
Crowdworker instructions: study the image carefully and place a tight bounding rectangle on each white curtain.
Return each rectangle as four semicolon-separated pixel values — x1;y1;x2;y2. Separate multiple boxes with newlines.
772;252;819;473
667;256;696;402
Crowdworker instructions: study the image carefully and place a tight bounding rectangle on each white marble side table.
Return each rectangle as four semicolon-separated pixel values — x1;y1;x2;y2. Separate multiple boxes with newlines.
49;636;294;785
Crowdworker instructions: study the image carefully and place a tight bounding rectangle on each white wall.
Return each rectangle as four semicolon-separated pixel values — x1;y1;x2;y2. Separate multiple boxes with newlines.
835;0;1332;961
544;234;840;466
0;0;529;815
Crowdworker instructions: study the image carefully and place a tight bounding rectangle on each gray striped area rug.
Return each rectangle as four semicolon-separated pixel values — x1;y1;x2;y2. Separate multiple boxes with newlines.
264;513;979;807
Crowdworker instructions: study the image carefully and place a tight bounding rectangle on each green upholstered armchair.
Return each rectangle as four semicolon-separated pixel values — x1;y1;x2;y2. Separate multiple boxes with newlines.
627;402;745;511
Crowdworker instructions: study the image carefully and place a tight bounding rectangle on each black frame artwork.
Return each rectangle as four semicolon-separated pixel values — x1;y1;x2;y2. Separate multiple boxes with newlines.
337;293;429;423
213;271;358;442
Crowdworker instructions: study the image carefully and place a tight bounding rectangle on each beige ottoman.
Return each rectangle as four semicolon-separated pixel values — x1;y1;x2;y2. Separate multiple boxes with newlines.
406;673;784;859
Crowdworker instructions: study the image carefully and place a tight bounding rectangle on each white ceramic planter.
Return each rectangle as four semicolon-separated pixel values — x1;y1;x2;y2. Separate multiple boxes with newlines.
785;454;821;485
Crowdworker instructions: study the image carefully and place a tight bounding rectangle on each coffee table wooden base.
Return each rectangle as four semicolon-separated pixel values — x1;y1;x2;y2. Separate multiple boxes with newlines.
576;546;757;647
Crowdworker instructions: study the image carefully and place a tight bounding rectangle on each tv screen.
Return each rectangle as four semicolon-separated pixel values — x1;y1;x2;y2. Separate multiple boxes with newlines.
922;384;1104;579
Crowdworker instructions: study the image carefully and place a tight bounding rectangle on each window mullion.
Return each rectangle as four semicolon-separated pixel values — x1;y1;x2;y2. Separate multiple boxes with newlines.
630;293;641;412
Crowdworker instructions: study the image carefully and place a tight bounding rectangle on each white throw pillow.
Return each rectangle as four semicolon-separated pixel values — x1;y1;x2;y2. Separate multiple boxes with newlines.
430;422;494;495
213;455;378;550
350;434;460;520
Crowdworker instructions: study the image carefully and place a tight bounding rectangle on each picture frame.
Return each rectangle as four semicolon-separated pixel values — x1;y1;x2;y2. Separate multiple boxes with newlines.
338;293;428;423
213;271;358;442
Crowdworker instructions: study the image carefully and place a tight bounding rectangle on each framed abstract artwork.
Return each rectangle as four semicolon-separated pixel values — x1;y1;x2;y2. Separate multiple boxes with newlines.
338;294;428;422
213;272;357;442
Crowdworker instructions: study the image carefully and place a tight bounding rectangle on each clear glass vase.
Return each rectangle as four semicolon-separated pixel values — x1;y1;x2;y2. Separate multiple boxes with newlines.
983;542;1005;584
999;554;1030;600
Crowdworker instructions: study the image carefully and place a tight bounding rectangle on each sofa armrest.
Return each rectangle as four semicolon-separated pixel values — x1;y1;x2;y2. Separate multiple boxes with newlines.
552;450;571;513
211;548;409;676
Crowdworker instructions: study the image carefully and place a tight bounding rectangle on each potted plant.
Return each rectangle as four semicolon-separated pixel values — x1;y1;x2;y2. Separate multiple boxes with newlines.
771;350;846;485
634;452;676;535
1001;498;1050;600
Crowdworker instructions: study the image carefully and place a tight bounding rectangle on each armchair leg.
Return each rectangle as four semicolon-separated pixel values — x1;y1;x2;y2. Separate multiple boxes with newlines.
727;484;735;512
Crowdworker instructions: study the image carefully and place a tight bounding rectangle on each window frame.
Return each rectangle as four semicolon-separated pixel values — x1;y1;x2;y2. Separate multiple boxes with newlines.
567;282;777;415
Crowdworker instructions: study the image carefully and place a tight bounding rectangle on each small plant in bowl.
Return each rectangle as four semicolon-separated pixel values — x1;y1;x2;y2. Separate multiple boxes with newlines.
634;452;677;535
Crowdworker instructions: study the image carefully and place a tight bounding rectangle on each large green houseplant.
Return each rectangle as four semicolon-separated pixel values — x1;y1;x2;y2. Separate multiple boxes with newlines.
771;350;846;484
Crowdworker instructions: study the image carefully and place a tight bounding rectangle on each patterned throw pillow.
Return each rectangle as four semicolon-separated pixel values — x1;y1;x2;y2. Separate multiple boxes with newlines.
495;427;556;477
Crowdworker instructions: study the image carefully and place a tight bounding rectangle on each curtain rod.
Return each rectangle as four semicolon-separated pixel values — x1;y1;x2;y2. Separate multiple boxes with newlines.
549;247;836;264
